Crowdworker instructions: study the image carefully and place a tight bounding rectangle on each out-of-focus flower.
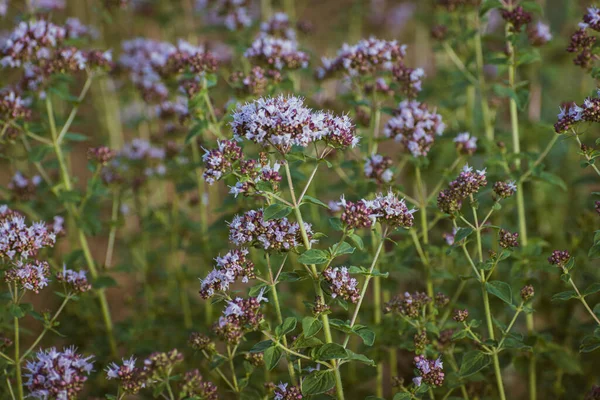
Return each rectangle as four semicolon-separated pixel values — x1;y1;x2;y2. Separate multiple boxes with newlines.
244;36;309;70
364;154;393;183
453;132;477;155
528;21;552;46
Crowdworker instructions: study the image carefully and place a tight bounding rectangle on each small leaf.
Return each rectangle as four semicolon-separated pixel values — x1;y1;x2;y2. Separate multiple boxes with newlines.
583;283;600;297
250;340;273;353
301;370;336;395
354;326;375;346
347;233;364;250
302;317;323;338
298;249;329;265
551;290;578;302
589;243;600;260
315;343;349;361
459;351;491;377
332;242;355;257
346;350;375;366
302;195;330;209
63;133;88;142
280;317;297;336
393;394;412;400
485;281;513;305
263;346;283;371
329;217;343;231
263;204;292;220
293;334;323;349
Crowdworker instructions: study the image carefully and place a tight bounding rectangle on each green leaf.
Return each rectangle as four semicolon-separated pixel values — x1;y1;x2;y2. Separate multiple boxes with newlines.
263;346;282;371
263;203;292;220
279;317;297;336
302;317;323;338
250;340;273;353
298;249;329;265
29;146;51;163
580;335;600;353
58;190;82;204
393;394;412;400
293;334;323;349
346;350;375;366
589;242;600;260
536;172;567;191
583;283;600;297
9;303;32;319
459;351;491;377
302;195;330;209
332;242;355;257
315;343;349;361
485;281;513;305
329;217;343;231
302;370;336;395
551;290;578;302
347;233;364;250
520;1;543;14
354;326;375;346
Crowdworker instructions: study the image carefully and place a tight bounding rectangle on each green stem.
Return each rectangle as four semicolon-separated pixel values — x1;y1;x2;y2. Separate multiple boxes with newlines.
569;278;600;326
21;296;71;361
267;255;297;385
227;345;239;392
46;96;117;356
14;316;22;400
498;303;524;350
473;12;494;140
283;162;344;400
343;234;386;348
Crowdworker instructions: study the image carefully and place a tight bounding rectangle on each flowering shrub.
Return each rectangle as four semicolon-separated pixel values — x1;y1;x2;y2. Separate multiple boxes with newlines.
0;1;599;400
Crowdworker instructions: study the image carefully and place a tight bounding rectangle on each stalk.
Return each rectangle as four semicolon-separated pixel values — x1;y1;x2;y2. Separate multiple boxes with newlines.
266;254;297;384
473;12;494;140
13;284;23;400
46;96;117;356
283;162;345;400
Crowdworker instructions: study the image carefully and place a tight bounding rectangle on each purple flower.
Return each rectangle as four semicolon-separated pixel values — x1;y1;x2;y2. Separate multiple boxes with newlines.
24;347;94;399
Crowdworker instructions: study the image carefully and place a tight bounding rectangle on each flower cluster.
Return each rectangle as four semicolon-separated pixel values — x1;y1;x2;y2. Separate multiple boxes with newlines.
274;382;303;399
202;139;243;184
0;205;56;260
5;260;50;293
24;347;94;399
8;171;41;201
548;250;570;267
383;100;446;157
106;356;147;394
119;38;216;102
554;91;600;133
364;191;416;229
392;65;425;99
338;196;375;229
453;132;477;155
437;165;487;214
528;22;552;46
501;6;533;33
498;229;519;249
493;180;517;199
87;146;116;166
196;0;253;31
261;13;296;40
1;19;110;92
384;291;431;318
413;355;445;387
56;267;92;293
364;154;394;183
453;308;469;322
567;8;600;69
0;91;31;121
230;66;282;96
180;369;218;400
199;248;255;298
214;295;266;343
520;285;535;302
317;37;406;78
228;209;313;251
231;95;358;153
143;349;184;379
322;266;360;303
244;36;309;71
